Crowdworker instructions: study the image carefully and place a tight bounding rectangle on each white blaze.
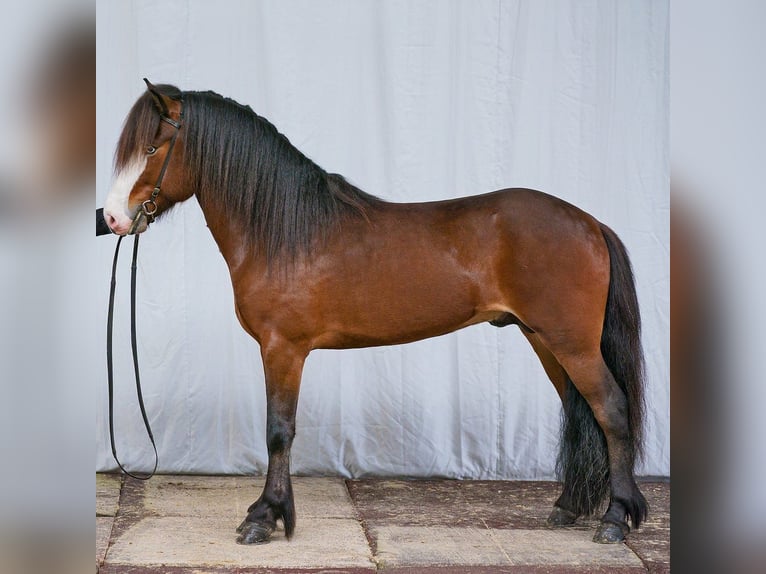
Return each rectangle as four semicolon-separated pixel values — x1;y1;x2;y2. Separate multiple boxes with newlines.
103;157;146;234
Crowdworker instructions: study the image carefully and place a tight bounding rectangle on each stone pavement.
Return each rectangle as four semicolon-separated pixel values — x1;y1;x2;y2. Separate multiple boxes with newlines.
97;474;669;573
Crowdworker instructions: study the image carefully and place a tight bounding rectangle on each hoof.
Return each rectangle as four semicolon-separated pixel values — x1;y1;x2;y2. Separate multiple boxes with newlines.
236;520;275;545
547;506;578;527
593;521;629;544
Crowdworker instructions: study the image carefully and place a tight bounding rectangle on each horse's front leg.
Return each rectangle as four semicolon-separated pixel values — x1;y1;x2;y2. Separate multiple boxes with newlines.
237;339;307;544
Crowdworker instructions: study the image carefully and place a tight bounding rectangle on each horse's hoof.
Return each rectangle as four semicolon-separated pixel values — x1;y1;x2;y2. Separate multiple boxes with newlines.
593;521;629;544
236;521;275;545
547;506;578;527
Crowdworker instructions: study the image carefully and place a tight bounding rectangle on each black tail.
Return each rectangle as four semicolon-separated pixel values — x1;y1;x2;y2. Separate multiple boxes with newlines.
556;379;611;516
599;224;645;462
556;224;646;523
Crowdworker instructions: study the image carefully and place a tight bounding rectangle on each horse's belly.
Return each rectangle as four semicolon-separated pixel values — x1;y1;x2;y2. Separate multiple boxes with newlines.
311;271;506;349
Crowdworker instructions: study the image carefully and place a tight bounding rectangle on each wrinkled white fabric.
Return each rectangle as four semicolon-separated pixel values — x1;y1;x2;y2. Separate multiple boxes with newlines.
97;0;669;478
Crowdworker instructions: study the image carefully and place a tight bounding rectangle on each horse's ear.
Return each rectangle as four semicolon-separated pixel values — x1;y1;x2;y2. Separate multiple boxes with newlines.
143;78;170;117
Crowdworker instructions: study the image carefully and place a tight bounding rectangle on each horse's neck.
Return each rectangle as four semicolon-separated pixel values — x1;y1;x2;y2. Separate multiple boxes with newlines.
198;199;263;275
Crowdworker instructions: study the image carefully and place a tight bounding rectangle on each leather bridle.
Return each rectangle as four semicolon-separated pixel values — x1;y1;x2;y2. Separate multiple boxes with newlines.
127;110;184;235
107;104;183;479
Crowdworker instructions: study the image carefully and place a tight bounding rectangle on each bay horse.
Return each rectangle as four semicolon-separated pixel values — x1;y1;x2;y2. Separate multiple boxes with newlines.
103;80;648;545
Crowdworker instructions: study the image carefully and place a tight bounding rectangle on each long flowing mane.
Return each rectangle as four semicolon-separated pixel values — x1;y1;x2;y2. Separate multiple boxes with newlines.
116;85;380;264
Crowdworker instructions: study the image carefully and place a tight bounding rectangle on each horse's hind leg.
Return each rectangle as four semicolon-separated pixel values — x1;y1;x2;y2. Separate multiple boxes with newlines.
237;338;306;544
523;332;581;527
551;348;647;543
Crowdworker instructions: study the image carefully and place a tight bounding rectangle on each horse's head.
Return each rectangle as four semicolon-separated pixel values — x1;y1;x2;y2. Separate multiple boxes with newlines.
103;79;191;235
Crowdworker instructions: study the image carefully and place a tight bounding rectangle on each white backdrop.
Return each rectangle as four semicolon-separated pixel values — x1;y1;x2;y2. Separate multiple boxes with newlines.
96;0;669;478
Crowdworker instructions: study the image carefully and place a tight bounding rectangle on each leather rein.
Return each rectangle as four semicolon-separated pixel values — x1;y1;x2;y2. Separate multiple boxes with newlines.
106;108;183;480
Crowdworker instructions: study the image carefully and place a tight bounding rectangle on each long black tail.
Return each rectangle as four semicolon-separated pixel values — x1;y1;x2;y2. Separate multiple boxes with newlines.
599;224;645;462
556;224;646;521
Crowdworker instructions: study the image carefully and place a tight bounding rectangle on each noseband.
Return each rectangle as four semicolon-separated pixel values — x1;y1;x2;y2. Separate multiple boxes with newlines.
127;110;184;235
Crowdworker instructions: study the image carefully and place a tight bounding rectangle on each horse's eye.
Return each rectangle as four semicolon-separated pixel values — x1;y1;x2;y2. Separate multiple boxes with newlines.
146;145;157;155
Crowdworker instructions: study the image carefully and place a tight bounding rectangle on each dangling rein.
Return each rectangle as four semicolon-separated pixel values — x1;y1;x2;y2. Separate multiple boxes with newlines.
106;233;158;480
101;109;183;479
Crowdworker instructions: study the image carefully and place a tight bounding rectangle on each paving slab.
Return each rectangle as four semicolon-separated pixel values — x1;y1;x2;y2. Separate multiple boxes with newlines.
373;525;645;572
97;473;122;570
101;475;374;573
105;516;374;571
97;473;123;517
348;478;668;573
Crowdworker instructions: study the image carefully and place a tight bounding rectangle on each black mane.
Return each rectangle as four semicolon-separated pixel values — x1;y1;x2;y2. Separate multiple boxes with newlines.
116;85;380;264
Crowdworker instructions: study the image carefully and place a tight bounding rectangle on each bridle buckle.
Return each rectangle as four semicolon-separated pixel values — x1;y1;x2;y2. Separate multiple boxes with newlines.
142;198;158;218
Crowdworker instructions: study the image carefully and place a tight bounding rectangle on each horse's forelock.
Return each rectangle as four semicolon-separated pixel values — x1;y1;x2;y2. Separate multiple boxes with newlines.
114;84;181;173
